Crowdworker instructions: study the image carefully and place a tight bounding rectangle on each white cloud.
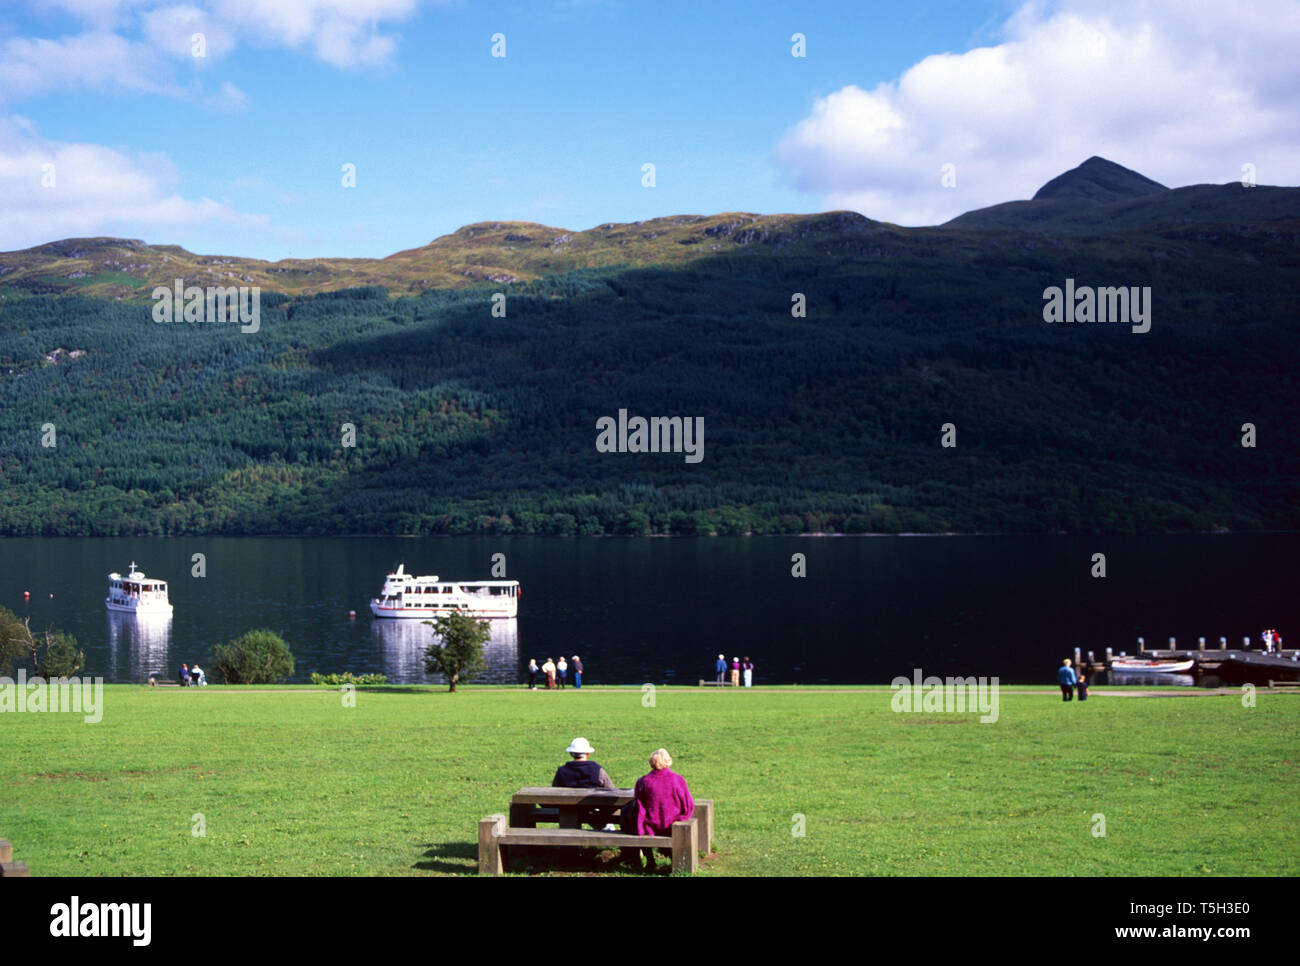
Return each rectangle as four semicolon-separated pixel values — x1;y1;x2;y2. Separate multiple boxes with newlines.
4;0;423;106
775;0;1300;225
206;80;249;112
0;31;183;100
0;115;265;252
211;0;419;68
141;4;238;59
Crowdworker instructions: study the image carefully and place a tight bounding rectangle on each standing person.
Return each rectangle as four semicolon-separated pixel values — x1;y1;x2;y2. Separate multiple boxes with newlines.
572;655;583;689
630;748;695;870
527;659;539;690
1058;659;1076;701
1075;665;1089;701
178;663;189;687
742;657;753;688
542;657;556;689
715;654;726;685
557;656;568;689
730;657;741;688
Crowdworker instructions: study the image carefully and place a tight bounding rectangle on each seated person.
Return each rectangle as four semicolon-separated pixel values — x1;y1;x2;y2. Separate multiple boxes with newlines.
552;737;615;789
627;747;694;868
553;737;618;829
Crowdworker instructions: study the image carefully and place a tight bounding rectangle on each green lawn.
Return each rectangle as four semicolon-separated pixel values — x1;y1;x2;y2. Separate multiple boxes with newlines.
1;685;1295;876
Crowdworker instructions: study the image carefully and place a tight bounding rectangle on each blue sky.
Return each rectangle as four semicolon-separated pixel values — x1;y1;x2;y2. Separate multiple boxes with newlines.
2;0;1297;260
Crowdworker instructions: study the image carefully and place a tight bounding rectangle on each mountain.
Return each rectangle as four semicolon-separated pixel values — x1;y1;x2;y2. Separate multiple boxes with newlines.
1032;156;1168;202
0;212;888;300
4;157;1298;299
944;158;1300;232
0;158;1297;537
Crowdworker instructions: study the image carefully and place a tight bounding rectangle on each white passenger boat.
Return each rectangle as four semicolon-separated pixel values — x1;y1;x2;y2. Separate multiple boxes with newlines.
369;565;520;619
1110;658;1195;673
105;562;173;614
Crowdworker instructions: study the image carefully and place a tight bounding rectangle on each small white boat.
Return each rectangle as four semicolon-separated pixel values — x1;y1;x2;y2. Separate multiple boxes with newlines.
1110;658;1195;673
105;562;173;615
369;565;519;619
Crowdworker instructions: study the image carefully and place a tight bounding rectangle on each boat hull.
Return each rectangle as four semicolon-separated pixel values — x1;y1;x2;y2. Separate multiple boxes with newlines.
1110;659;1195;673
105;598;172;615
369;600;515;619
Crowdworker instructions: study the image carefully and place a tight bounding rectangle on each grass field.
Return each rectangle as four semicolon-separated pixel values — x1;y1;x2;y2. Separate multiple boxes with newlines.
1;685;1296;876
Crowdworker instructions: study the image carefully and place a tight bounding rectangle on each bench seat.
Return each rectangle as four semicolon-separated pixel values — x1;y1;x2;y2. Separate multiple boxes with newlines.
478;814;698;875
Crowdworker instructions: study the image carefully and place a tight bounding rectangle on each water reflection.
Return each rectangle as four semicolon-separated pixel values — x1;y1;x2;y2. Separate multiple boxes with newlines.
371;618;520;684
106;611;172;681
1105;670;1196;687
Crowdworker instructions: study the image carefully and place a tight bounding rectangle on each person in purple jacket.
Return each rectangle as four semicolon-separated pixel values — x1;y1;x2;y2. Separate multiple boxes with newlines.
628;747;694;870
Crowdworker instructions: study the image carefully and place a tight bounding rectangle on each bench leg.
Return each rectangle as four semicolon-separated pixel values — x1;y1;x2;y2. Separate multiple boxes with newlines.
0;862;29;877
671;820;698;874
508;802;536;829
478;814;506;876
694;800;713;854
0;840;11;863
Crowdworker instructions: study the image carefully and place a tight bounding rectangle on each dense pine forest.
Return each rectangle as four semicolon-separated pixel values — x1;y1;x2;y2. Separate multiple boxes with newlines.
1;163;1297;537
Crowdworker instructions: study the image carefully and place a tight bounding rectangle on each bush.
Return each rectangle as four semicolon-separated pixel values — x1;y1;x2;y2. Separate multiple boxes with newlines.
309;672;389;686
213;629;295;684
37;631;84;678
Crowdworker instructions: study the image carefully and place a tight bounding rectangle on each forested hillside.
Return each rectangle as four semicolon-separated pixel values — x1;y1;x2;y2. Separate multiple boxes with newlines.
1;158;1297;536
1;226;1296;535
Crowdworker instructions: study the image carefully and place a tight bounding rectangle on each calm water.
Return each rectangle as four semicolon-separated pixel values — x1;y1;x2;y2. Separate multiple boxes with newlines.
3;535;1296;686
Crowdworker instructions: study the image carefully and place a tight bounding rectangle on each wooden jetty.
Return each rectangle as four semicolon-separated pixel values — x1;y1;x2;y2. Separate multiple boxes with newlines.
1071;638;1300;684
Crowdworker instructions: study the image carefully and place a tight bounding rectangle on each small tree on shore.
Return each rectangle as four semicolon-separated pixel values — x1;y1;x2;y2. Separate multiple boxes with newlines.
36;630;84;678
0;606;27;676
422;612;490;692
0;607;83;677
213;629;295;684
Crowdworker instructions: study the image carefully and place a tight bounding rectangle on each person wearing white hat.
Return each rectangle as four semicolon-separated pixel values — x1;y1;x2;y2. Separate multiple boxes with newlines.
552;738;616;790
553;737;621;831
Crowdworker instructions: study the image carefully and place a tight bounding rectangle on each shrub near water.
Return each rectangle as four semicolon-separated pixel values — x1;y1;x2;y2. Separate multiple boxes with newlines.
212;629;295;684
310;672;389;686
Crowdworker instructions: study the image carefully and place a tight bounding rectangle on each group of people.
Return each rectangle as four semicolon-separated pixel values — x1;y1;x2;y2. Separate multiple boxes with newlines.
1057;659;1089;701
1261;628;1285;652
177;662;207;687
552;737;694;870
714;654;754;687
528;656;583;689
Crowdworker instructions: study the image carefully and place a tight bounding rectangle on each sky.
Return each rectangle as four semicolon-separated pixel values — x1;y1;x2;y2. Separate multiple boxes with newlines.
2;0;1298;260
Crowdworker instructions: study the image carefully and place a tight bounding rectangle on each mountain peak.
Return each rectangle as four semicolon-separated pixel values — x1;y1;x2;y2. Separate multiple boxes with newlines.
1032;157;1167;203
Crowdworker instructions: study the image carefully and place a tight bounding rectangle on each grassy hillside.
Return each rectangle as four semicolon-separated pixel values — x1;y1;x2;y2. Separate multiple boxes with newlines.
1;686;1295;876
0;212;896;300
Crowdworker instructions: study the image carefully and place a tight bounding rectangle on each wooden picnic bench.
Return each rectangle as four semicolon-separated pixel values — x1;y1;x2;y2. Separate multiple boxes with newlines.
480;788;714;875
509;787;713;853
0;839;30;877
